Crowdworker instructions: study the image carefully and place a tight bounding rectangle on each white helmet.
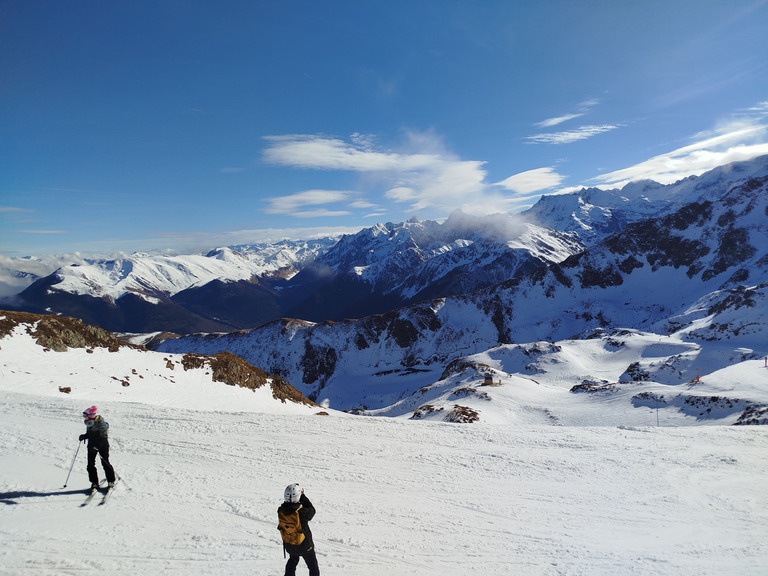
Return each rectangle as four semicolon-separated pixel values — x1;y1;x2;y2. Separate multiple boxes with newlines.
284;483;302;503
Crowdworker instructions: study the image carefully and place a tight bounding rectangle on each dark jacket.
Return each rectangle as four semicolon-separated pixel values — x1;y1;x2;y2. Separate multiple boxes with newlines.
279;493;316;555
80;416;110;451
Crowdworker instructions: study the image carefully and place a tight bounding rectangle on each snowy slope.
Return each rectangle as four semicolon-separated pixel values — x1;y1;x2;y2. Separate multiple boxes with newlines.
1;316;767;575
375;330;768;427
155;271;768;416
0;313;318;415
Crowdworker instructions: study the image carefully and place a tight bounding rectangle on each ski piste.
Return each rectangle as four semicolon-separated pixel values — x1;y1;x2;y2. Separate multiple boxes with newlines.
98;478;119;506
80;479;107;507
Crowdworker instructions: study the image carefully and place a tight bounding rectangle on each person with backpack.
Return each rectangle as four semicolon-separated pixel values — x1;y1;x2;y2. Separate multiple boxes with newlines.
277;483;320;576
78;405;116;489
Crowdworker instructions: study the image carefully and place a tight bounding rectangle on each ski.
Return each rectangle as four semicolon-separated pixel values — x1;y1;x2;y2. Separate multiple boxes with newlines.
98;479;119;506
80;480;106;507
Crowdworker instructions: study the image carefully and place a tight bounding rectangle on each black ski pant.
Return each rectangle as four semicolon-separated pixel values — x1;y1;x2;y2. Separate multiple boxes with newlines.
285;547;319;576
87;444;116;484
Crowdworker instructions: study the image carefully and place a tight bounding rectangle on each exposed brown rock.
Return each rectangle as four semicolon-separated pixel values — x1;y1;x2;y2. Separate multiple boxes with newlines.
1;309;316;407
0;310;138;352
181;351;317;406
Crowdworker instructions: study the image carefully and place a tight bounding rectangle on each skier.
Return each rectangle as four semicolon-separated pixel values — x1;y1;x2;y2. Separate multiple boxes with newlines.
78;406;116;489
278;483;320;576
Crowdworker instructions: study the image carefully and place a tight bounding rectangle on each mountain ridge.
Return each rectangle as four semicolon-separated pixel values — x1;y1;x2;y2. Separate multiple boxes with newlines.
3;155;767;338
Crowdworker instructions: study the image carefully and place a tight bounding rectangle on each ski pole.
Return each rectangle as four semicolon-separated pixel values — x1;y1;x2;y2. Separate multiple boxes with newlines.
63;442;81;488
117;473;132;492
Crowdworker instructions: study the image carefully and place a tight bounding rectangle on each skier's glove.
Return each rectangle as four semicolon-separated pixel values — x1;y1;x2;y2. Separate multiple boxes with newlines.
79;434;87;442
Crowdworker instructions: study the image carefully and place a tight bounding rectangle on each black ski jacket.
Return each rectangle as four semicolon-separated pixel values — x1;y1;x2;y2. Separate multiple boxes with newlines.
79;416;110;451
279;493;316;555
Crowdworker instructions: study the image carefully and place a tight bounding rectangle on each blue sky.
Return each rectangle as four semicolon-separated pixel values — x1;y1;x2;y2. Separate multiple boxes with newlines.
2;0;768;256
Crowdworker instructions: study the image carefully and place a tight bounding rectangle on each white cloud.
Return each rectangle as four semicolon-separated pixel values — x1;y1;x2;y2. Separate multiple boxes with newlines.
535;113;584;128
384;186;418;202
409;159;487;211
349;132;377;150
263;134;420;171
743;101;768;114
495;167;566;194
287;209;353;219
527;124;619;144
349;200;378;210
593;121;768;187
534;99;600;128
263;133;490;214
265;189;354;216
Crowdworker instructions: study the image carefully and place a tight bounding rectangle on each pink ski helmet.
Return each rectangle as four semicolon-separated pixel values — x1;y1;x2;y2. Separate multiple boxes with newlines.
82;406;98;420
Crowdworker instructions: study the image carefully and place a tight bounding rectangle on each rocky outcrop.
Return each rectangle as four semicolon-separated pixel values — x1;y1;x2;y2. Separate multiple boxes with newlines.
0;310;316;406
181;351;317;406
0;310;137;352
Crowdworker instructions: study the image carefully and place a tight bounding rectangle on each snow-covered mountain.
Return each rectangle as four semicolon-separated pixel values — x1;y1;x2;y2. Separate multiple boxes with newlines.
7;156;767;335
523;154;768;242
2;214;584;333
282;212;584;322
154;157;768;419
3;155;768;336
2;239;338;333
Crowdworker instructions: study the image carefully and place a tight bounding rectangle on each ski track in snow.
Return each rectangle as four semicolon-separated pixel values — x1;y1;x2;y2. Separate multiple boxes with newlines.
1;391;767;576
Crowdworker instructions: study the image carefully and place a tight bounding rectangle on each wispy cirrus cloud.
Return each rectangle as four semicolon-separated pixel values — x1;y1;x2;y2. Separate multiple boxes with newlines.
593;115;768;187
495;167;566;194
0;206;31;213
742;101;768;114
265;189;356;218
530;99;619;144
534;113;584;128
527;124;620;144
534;99;601;128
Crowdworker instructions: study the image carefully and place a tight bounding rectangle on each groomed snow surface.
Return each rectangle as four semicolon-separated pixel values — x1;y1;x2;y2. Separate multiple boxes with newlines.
1;328;767;575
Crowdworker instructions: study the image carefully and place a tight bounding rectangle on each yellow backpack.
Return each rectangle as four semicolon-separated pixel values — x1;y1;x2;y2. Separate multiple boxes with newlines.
277;505;305;546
